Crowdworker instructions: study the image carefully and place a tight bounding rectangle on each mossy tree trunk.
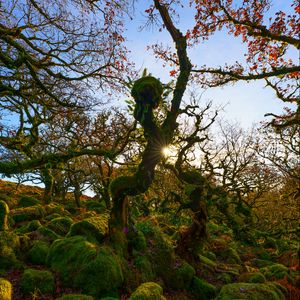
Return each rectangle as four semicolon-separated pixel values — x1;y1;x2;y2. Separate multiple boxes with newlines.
41;167;54;204
109;0;192;252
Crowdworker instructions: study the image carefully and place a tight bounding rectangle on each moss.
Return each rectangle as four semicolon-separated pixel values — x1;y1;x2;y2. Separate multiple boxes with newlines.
216;283;284;300
217;273;233;284
16;219;41;234
191;277;217;300
37;225;61;241
260;263;290;280
11;205;46;223
109;176;137;198
134;256;155;283
238;272;266;283
84;200;106;213
129;230;147;252
198;254;217;268
170;261;195;290
0;231;20;270
0;200;9;231
47;236;98;285
136;220;175;283
56;294;94;300
20;268;54;295
47;236;123;297
18;195;39;208
131;76;163;107
129;282;166;300
250;258;273;268
0;278;12;300
74;246;124;297
67;214;109;244
45;203;66;215
28;241;50;265
47;216;73;236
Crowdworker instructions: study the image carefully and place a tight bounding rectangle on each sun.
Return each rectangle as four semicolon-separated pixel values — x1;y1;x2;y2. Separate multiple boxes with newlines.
162;146;177;159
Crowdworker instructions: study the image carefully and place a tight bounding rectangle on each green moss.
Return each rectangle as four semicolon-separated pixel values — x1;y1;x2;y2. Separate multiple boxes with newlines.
28;241;50;265
134;256;155;283
129;230;147;252
198;254;217;268
136;220;175;283
0;231;20;270
0;278;12;300
0;200;9;231
47;236;98;285
191;277;217;300
18;195;39;207
37;225;61;241
74;246;124;297
84;200;106;213
250;258;273;268
47;216;73;236
216;283;284;300
109;176;137;198
11;205;46;223
260;263;290;280
56;294;94;300
67;214;109;244
170;261;195;290
238;272;266;284
129;282;166;300
16;219;41;234
47;236;123;297
131;76;163;107
20;268;54;295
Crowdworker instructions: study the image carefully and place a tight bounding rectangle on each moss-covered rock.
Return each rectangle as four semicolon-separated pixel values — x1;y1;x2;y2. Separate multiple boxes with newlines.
18;196;39;208
136;220;175;284
47;216;73;236
238;272;266;283
56;294;94;300
47;236;123;297
74;246;124;297
0;278;12;300
170;261;195;290
36;225;61;241
28;241;50;265
84;200;106;213
0;200;9;231
129;282;166;300
67;214;109;244
129;230;147;252
11;205;46;223
191;277;217;300
20;268;54;295
216;282;284;300
260;263;290;280
0;231;20;270
134;256;155;283
45;203;66;215
16;219;41;234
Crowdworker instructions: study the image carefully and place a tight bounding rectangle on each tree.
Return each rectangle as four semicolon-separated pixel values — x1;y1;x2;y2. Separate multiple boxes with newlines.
150;0;300;128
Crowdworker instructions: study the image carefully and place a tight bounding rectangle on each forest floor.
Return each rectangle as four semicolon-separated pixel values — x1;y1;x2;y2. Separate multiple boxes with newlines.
0;180;299;300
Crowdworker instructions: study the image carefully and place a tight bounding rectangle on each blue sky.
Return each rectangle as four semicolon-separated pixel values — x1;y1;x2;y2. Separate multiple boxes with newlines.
123;0;298;128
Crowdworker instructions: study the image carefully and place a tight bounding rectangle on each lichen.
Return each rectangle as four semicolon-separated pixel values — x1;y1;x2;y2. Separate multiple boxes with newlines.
0;278;12;300
0;200;9;231
129;282;166;300
67;214;109;244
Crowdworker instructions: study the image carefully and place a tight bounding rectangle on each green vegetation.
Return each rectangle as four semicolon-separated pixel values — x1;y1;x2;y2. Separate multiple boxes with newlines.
0;201;9;231
129;282;166;300
0;278;12;300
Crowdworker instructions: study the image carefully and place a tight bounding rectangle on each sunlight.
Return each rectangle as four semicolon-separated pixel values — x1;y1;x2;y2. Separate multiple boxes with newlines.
162;146;177;160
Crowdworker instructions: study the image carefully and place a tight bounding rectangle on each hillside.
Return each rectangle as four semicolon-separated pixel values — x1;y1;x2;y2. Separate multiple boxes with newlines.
0;180;299;300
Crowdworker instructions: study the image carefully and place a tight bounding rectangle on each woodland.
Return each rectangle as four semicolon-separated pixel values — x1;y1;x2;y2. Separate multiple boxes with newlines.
0;0;299;299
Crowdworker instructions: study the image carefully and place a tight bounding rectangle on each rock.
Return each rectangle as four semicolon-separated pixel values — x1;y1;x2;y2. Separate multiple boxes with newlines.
0;278;12;300
67;214;109;244
28;241;50;265
0;200;9;231
191;277;217;300
18;196;39;208
20;268;54;295
129;282;166;300
216;282;284;300
47;216;73;236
